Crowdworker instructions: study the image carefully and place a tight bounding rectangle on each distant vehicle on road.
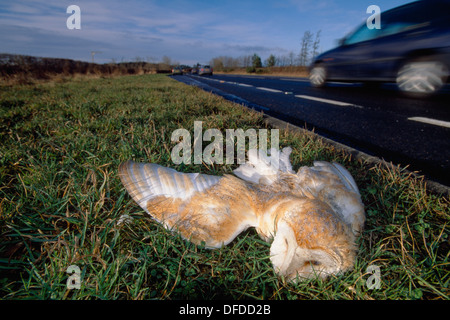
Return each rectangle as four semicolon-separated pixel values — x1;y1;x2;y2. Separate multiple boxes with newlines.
309;0;450;97
191;67;198;74
198;65;213;76
172;67;183;75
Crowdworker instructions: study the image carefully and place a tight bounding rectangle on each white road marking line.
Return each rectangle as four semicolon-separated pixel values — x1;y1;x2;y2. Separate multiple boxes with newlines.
408;117;450;129
256;87;284;93
194;77;364;109
237;83;253;87
207;78;254;87
295;95;363;108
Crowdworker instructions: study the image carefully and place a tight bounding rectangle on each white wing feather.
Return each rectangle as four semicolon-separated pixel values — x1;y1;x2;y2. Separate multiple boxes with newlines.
233;147;294;185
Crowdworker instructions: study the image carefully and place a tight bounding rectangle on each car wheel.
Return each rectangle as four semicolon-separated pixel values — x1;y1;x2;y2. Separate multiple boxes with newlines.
396;58;448;97
309;64;327;88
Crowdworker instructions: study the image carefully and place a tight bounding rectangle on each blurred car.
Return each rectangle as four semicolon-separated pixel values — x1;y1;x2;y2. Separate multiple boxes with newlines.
172;67;183;75
191;67;198;74
309;0;450;97
198;65;213;76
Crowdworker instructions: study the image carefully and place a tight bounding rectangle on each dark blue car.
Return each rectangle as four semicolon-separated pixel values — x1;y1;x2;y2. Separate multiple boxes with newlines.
309;0;450;97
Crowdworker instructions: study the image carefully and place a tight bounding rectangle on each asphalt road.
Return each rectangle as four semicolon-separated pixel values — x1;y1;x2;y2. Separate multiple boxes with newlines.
171;73;450;187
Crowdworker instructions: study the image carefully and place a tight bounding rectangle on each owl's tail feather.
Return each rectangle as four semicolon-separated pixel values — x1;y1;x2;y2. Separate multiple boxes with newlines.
312;161;360;195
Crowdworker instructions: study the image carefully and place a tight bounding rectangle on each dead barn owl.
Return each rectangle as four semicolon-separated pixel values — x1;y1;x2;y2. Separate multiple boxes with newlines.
119;147;365;282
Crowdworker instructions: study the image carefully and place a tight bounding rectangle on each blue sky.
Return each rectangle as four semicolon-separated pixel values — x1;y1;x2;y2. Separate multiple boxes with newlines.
0;0;414;65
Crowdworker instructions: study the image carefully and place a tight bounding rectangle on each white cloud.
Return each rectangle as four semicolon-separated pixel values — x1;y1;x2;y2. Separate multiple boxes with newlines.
0;0;360;64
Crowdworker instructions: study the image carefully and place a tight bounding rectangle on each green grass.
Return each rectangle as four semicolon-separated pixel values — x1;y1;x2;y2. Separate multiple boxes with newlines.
0;74;448;300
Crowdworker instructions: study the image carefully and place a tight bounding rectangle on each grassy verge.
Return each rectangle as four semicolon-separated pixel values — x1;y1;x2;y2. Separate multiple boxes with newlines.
0;74;448;300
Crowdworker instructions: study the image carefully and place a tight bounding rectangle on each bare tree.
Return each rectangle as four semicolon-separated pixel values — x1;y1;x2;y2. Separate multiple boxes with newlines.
161;55;172;66
210;57;224;70
240;55;252;68
210;56;243;70
146;56;158;63
157;55;172;71
288;51;295;66
299;30;313;66
275;54;291;67
312;30;322;59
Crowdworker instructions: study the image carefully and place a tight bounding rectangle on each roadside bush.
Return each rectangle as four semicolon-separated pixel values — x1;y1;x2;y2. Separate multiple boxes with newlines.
246;66;256;73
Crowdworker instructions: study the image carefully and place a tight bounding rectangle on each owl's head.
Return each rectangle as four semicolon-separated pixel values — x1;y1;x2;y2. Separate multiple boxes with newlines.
269;200;356;282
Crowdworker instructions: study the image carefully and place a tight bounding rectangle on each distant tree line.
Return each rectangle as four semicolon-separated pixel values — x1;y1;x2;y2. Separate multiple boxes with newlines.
0;29;322;81
210;29;321;71
0;54;175;82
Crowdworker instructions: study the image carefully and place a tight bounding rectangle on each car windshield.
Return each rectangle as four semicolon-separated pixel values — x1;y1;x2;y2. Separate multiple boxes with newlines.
342;1;435;46
343;24;382;45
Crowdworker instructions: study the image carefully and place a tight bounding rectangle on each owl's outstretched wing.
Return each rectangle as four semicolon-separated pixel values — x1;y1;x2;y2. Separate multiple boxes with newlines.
118;161;221;210
118;161;258;248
